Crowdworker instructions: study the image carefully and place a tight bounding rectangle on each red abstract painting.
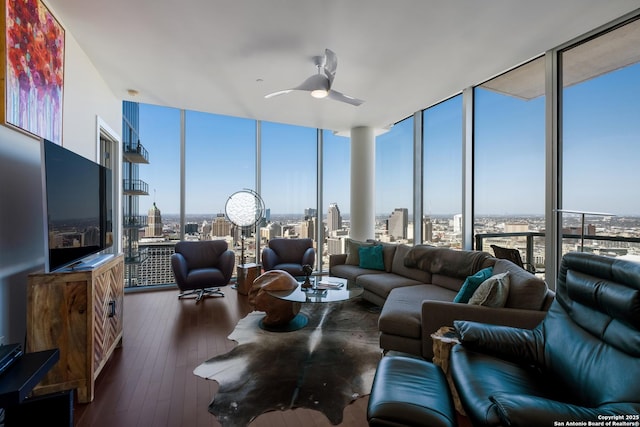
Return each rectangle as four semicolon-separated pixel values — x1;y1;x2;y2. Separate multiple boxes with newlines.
5;0;64;143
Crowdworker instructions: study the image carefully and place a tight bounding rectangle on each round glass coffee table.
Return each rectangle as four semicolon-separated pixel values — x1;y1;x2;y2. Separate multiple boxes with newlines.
263;276;363;331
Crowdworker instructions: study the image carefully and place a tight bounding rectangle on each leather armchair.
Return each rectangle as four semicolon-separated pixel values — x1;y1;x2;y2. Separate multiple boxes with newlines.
261;238;315;276
450;252;640;426
171;240;235;302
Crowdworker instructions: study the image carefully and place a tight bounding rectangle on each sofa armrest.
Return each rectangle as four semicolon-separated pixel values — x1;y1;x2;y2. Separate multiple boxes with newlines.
421;300;546;359
453;320;541;364
219;250;236;282
329;254;348;273
490;393;640;427
302;247;316;267
171;253;188;283
261;247;278;271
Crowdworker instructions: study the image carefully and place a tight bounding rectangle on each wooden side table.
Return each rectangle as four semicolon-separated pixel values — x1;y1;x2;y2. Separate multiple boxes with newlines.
236;263;261;295
431;326;465;415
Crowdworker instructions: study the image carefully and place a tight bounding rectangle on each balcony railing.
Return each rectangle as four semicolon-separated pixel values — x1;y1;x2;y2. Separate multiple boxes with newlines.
475;232;545;268
122;140;149;164
475;231;640;278
124;246;148;264
123;215;148;228
123;179;149;195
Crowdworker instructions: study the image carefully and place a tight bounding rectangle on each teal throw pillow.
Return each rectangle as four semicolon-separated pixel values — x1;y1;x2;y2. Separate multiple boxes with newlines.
453;266;494;303
345;238;374;265
359;244;385;270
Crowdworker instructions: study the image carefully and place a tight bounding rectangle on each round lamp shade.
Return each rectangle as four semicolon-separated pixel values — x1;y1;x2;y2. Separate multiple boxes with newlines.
225;189;264;227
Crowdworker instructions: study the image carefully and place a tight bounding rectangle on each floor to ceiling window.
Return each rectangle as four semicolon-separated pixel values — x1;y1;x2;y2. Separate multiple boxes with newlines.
473;56;546;271
185;112;256;265
134;104;181;286
559;17;640;261
376;117;414;243
260;122;317;264
423;95;463;248
322;130;350;266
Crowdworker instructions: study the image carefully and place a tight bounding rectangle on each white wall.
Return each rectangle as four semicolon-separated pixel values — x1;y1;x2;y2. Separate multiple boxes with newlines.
0;11;121;345
60;30;121;161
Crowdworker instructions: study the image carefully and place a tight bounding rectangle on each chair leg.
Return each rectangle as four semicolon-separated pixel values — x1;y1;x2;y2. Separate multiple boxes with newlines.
178;287;224;302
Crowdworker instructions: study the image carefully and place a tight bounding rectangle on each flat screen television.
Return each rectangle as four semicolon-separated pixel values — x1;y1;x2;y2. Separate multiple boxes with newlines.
41;139;113;272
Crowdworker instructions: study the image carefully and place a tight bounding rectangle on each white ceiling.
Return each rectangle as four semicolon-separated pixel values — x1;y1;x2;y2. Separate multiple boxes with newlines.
47;0;640;134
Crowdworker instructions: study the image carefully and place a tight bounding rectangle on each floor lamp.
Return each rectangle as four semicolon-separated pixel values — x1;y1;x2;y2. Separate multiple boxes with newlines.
225;189;265;265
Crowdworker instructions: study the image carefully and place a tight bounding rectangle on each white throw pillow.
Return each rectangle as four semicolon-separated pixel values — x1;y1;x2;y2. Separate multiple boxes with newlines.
468;272;510;307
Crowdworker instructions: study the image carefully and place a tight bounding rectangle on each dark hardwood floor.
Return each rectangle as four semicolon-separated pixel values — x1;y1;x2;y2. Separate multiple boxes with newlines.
74;286;471;427
73;286;371;427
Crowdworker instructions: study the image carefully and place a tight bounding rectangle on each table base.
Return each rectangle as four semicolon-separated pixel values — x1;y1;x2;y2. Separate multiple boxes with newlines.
258;313;308;332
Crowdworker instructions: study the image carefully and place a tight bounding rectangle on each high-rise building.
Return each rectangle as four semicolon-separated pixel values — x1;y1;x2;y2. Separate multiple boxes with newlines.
261;222;283;241
145;202;163;237
304;208;317;218
211;213;232;237
453;214;463;235
327;203;342;234
327;237;346;255
185;223;198;235
388;208;408;240
137;240;176;286
300;216;316;239
423;216;433;243
122;101;150;287
202;220;211;237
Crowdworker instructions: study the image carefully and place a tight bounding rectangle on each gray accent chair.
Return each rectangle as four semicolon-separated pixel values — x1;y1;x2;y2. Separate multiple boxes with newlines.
171;240;235;302
262;238;315;277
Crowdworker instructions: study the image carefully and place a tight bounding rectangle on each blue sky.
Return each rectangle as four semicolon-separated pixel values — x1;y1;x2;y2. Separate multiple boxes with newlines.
137;62;639;217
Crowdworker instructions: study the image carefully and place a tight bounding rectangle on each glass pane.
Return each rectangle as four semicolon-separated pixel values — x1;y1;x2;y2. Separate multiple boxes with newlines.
260;122;317;266
376;116;414;243
133;103;181;287
185;112;256;266
474;56;546;274
423;95;462;248
560;18;640;261
323;130;350;269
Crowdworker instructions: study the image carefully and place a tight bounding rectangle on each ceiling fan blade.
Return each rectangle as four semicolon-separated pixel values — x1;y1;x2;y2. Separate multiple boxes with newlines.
323;49;337;85
328;90;364;106
264;89;294;99
295;74;329;92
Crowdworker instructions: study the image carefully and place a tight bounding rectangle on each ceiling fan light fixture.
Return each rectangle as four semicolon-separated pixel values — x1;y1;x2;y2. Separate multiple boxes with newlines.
310;89;328;99
264;49;364;106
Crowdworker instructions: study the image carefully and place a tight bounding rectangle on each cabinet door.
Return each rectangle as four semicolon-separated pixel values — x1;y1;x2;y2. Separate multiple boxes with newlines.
93;258;124;374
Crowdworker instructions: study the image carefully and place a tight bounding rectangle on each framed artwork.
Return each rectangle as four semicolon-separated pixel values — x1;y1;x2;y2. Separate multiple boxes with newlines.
2;0;64;143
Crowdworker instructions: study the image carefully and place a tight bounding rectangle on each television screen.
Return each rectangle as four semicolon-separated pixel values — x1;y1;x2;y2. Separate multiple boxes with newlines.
42;139;113;272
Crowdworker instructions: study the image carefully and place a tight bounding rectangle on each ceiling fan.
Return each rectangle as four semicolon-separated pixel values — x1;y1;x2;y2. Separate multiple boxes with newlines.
264;48;364;106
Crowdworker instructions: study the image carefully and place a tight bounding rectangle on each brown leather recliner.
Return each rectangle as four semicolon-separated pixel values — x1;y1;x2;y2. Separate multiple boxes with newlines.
261;238;315;276
171;240;235;302
451;252;640;426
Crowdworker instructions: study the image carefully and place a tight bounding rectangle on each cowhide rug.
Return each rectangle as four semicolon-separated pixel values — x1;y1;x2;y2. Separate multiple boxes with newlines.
194;298;381;426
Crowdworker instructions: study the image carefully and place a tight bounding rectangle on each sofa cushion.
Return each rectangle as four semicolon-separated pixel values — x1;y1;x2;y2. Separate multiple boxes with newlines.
405;245;495;278
330;264;385;282
492;259;548;310
380;242;397;273
380;285;458;339
359;244;385;270
454;266;494;303
345;238;375;265
431;274;466;292
391;244;432;283
468;272;510;307
356;273;424;302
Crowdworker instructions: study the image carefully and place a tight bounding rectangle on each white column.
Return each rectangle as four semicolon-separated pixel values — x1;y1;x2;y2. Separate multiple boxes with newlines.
350;126;375;240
